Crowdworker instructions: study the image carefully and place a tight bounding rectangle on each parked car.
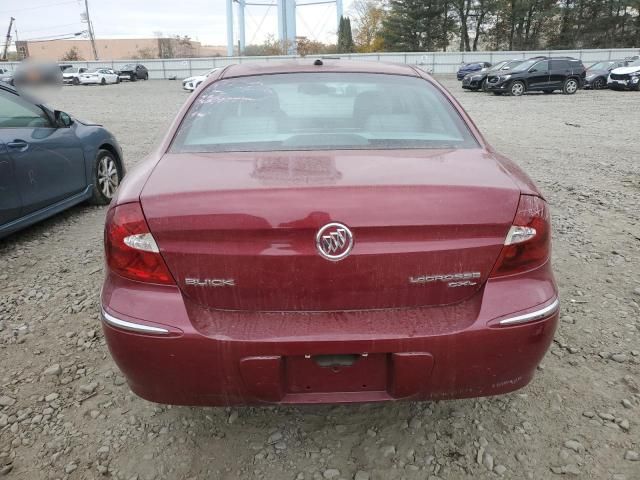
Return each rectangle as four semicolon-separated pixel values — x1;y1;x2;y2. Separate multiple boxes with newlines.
100;60;558;406
0;68;13;85
61;66;89;85
487;57;585;96
584;60;632;89
118;63;149;81
0;82;124;238
79;68;120;85
462;59;524;91
182;68;220;91
607;58;640;91
456;62;491;80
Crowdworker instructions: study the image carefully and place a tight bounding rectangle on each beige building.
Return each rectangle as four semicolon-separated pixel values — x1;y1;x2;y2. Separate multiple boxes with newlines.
16;38;226;61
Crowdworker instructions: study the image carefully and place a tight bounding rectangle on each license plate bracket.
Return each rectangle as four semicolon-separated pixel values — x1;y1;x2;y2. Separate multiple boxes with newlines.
285;353;387;393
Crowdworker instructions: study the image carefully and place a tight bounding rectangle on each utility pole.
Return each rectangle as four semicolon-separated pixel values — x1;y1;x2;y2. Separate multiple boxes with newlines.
1;17;14;61
13;20;24;60
226;0;234;56
83;0;99;60
237;0;245;54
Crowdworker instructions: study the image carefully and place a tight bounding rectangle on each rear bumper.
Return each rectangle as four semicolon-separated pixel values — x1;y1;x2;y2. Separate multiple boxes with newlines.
101;265;558;406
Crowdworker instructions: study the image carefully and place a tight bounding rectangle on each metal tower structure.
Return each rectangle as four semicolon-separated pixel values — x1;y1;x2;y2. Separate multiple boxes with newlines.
226;0;343;56
1;17;15;61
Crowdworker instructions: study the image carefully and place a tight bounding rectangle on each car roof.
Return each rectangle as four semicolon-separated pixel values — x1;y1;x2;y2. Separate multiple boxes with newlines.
219;59;421;79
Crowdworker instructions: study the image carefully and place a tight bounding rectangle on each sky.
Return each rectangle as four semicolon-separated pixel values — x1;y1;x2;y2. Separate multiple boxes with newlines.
1;0;355;48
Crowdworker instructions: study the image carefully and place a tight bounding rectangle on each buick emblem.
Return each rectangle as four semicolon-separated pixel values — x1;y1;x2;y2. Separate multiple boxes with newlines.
316;222;354;261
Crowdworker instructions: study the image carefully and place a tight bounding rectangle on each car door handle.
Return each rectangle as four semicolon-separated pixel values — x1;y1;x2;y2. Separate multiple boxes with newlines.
7;140;28;151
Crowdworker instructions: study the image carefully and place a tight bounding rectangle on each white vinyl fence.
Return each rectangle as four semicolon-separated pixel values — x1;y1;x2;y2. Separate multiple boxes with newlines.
3;48;639;79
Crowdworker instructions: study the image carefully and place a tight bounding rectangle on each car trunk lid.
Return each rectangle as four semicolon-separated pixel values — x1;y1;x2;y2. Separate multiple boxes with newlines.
140;149;520;311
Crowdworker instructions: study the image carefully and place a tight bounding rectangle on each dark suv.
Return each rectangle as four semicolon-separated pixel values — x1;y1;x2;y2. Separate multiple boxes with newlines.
117;63;149;81
487;57;586;96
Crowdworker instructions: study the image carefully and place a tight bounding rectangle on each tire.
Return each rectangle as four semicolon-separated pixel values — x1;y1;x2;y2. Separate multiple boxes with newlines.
116;77;121;84
90;150;122;205
100;78;106;86
592;77;605;90
563;78;579;95
510;81;525;96
144;73;149;80
72;77;80;85
481;78;488;92
131;75;137;82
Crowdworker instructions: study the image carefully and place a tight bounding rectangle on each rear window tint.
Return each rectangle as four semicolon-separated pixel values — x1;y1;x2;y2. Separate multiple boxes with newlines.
170;72;478;153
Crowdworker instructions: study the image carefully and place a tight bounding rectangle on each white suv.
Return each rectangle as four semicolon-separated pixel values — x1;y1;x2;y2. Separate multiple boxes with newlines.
608;58;640;91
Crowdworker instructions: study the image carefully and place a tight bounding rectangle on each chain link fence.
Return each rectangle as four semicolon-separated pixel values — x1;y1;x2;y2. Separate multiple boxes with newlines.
2;48;639;79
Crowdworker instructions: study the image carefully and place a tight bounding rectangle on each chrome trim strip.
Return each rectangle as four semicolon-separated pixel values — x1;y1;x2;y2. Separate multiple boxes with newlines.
101;308;169;334
499;299;559;326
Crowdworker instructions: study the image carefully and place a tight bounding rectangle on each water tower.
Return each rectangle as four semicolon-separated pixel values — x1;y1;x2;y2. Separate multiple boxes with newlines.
226;0;343;56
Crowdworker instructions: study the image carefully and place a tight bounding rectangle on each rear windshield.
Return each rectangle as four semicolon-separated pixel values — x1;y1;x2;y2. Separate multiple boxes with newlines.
170;73;478;153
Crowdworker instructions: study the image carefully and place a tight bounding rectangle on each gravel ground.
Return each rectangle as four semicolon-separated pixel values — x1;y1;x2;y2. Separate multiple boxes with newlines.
1;78;639;480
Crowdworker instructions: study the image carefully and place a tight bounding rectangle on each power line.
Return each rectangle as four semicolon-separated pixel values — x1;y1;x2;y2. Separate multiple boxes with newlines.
21;31;87;42
19;23;82;34
0;0;78;15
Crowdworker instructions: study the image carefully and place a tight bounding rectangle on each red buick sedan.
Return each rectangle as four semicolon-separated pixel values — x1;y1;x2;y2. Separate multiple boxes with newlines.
101;60;559;405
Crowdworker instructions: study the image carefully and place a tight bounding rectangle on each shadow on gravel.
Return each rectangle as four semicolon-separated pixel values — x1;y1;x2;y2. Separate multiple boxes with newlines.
0;203;108;251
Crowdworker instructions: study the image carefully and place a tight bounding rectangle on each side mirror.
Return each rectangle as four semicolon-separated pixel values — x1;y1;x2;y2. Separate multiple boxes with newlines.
529;68;537;73
55;110;73;128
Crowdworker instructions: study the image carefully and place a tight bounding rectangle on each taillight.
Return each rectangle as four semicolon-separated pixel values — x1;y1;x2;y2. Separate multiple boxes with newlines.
104;202;175;285
490;195;550;277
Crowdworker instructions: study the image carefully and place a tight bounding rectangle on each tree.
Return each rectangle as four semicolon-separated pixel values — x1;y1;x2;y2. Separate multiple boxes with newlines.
244;34;291;56
134;47;157;59
60;46;83;61
451;0;499;51
382;0;450;51
454;0;473;51
173;35;196;57
241;1;640;54
352;0;387;52
297;37;337;56
487;0;556;50
337;16;355;52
